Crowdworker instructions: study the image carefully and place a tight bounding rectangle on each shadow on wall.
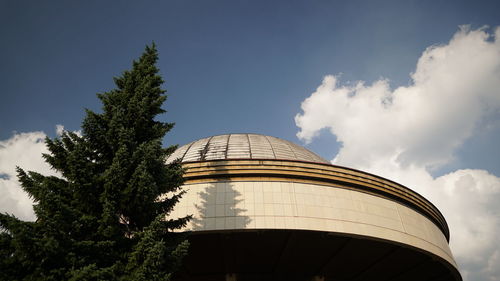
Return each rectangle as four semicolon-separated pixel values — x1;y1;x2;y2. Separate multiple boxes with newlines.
191;181;251;231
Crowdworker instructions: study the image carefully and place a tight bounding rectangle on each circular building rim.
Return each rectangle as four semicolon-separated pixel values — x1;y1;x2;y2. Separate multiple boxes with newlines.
180;158;450;241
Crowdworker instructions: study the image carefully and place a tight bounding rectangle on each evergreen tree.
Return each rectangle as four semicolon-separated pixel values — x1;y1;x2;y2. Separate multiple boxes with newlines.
0;44;190;281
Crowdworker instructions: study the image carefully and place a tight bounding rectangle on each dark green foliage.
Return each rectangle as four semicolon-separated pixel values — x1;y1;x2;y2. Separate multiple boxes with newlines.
0;45;190;281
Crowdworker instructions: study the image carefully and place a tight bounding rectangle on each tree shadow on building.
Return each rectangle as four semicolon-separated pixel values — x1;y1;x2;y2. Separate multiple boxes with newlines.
189;145;251;231
190;180;251;231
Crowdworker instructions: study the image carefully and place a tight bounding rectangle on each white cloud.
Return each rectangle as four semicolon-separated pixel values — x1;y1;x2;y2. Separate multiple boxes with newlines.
0;125;64;221
295;26;500;281
435;170;500;281
56;124;65;136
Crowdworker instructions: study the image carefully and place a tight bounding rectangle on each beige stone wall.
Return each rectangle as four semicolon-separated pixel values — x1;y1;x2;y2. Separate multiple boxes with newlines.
170;180;458;270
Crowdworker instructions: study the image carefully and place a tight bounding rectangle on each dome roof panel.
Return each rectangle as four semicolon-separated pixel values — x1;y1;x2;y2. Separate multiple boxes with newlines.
167;133;329;164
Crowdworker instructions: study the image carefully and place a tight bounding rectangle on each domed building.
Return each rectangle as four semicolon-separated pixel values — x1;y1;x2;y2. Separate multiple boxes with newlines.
167;134;461;281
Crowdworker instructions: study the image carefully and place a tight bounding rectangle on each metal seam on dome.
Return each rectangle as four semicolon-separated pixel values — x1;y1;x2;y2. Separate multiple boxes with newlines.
199;136;213;161
180;139;196;162
282;138;298;159
264;135;277;159
224;134;230;160
246;133;252;158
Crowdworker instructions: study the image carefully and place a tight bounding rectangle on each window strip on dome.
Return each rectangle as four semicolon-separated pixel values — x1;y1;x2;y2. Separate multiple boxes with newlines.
227;134;251;159
183;137;211;162
267;136;296;160
289;142;317;162
205;135;229;160
165;142;190;163
250;134;276;159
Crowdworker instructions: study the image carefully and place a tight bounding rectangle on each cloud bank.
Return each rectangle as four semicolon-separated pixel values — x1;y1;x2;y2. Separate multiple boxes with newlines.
296;26;500;281
0;127;64;221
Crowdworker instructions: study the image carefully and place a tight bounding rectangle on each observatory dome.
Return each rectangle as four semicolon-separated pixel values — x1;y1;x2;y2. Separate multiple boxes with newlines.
168;134;461;281
166;133;329;164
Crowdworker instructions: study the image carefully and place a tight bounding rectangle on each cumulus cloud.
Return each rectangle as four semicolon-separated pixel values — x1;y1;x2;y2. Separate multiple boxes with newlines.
0;125;64;221
295;26;500;281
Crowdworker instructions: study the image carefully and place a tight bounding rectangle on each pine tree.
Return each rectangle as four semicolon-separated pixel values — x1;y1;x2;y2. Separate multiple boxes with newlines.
0;44;190;281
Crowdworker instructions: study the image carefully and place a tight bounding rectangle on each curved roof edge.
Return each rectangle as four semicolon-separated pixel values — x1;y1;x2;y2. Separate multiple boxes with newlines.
167;133;329;164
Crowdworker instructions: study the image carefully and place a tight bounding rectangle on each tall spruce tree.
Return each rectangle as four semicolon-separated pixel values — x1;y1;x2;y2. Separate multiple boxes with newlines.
0;44;190;281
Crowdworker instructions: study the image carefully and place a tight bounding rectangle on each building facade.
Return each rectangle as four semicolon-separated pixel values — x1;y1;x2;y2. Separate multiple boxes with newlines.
167;134;461;281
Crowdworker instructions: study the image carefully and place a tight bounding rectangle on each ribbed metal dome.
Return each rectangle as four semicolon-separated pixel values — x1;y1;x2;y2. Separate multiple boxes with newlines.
166;133;329;164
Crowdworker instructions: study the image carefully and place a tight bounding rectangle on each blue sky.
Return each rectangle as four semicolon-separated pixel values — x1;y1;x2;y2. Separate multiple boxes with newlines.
1;1;500;280
1;1;498;170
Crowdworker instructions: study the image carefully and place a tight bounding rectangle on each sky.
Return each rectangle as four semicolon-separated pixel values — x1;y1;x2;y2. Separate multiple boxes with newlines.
1;1;499;280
